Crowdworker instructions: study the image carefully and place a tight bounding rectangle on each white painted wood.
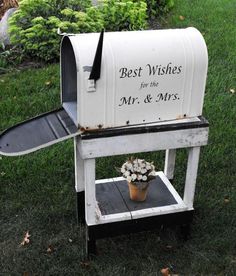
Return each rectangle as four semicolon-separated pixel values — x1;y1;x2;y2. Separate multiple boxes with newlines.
95;176;124;185
130;204;188;220
78;127;208;159
183;147;201;209
164;149;176;179
84;158;97;225
95;212;132;225
78;126;207;225
157;171;183;205
74;137;85;192
95;172;185;206
87;171;189;225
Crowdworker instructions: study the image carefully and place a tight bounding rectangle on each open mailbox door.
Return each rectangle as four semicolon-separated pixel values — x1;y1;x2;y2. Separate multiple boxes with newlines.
0;28;208;156
0;108;78;156
0;31;105;157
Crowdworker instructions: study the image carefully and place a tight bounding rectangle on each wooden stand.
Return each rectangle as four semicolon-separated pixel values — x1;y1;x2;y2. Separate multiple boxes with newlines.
74;117;209;256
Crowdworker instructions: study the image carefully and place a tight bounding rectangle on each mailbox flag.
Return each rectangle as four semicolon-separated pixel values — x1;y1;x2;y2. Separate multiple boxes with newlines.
89;29;104;82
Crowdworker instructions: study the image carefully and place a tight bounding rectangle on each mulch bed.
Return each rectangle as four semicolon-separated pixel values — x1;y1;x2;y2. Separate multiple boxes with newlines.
0;0;18;20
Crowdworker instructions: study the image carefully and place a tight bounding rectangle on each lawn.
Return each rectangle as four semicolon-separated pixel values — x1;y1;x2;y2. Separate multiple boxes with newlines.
0;0;236;274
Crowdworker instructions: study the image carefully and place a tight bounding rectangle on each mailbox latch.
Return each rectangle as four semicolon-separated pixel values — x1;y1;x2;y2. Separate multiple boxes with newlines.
87;79;96;92
87;30;104;93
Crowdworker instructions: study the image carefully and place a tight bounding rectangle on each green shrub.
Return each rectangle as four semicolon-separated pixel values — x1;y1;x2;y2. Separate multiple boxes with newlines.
0;45;23;74
9;0;148;62
146;0;174;17
100;0;147;31
9;0;104;61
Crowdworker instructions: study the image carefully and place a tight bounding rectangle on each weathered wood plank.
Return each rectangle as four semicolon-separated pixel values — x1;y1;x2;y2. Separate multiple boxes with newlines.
84;158;97;226
164;149;176;180
86;172;190;225
96;182;129;215
115;176;177;212
78;127;209;159
74;137;84;192
183;147;201;208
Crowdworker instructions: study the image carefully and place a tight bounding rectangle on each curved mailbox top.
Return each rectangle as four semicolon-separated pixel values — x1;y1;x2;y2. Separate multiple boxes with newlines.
61;27;208;129
0;28;208;156
0;109;78;156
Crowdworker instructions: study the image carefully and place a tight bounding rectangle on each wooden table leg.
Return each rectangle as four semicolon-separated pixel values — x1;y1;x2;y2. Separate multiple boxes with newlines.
183;147;201;209
84;158;97;256
74;138;85;223
84;158;97;225
164;149;176;180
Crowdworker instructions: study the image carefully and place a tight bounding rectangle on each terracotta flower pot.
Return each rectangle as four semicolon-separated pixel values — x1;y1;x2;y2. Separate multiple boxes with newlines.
128;181;149;202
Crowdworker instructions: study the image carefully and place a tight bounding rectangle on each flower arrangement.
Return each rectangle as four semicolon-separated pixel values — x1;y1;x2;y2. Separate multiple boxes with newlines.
121;157;156;183
120;157;156;201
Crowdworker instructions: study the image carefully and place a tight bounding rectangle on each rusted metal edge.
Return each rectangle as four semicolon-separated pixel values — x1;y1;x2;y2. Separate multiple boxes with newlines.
80;116;209;140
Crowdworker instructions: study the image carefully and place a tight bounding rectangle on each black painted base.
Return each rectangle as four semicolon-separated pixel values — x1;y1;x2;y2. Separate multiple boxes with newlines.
76;191;85;224
180;223;192;240
86;210;194;256
76;182;194;257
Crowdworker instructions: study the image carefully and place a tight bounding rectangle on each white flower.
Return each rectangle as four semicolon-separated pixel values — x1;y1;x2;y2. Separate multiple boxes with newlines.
127;176;132;182
141;168;147;174
142;175;147;181
148;171;156;176
137;174;142;181
124;171;130;177
121;158;156;183
126;163;133;170
133;159;138;164
121;167;126;173
140;163;146;168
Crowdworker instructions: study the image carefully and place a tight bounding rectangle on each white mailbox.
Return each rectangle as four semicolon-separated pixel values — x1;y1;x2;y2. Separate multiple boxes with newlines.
0;28;209;256
0;27;208;156
61;27;208;130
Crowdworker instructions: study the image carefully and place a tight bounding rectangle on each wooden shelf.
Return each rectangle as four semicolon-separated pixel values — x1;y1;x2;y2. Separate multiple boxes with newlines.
74;119;209;255
94;172;188;225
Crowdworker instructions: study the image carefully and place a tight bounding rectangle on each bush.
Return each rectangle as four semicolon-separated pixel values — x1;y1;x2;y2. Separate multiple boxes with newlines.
100;0;147;31
9;0;104;61
146;0;174;18
0;45;23;74
9;0;147;62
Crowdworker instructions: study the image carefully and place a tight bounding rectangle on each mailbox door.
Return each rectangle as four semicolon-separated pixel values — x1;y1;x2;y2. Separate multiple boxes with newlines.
0;108;78;156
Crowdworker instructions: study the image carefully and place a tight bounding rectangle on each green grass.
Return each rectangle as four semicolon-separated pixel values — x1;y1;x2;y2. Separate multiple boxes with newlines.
0;0;236;274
